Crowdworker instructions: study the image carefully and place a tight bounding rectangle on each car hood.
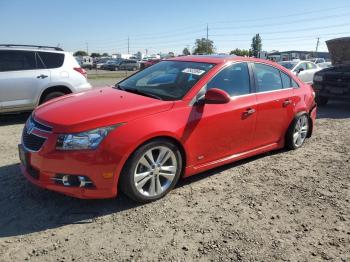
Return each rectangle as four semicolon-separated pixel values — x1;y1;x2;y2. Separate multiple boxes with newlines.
326;37;350;66
34;87;174;133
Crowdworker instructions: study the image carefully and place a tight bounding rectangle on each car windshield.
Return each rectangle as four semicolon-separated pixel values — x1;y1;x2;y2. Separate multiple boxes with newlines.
115;61;215;100
278;61;298;70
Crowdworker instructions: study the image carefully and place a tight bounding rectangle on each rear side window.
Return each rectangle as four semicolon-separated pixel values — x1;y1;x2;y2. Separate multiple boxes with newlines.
291;79;299;88
281;72;292;88
37;52;64;69
0;50;36;71
254;63;283;92
207;62;251;96
281;71;300;88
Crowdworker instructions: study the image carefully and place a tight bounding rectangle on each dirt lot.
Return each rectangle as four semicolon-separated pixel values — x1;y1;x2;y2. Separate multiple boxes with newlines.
0;101;349;262
87;69;134;88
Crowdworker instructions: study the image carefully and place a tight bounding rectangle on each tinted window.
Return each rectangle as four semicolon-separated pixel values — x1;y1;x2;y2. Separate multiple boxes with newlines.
207;63;250;96
37;52;64;69
281;72;292;88
0;50;36;71
291;79;299;88
254;63;283;92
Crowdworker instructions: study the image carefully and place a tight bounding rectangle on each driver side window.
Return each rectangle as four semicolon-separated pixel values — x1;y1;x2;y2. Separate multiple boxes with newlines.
206;62;251;96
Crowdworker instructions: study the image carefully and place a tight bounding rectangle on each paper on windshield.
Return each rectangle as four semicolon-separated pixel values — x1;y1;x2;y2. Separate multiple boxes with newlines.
182;68;206;75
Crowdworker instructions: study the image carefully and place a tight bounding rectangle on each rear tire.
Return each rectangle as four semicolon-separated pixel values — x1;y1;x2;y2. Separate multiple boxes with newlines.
285;114;310;150
41;91;66;104
315;96;328;106
120;138;183;203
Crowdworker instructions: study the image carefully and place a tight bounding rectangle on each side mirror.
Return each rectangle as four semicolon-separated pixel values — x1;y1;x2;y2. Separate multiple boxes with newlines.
297;68;304;74
203;88;230;104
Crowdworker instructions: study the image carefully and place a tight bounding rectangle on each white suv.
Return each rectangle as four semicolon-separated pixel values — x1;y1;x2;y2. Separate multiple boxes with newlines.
0;45;92;113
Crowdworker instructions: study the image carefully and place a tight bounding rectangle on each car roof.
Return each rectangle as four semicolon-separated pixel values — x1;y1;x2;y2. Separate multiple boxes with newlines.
169;55;277;65
0;47;67;54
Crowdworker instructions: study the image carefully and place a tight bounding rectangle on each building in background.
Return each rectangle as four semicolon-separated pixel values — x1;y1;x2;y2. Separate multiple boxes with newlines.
267;50;330;62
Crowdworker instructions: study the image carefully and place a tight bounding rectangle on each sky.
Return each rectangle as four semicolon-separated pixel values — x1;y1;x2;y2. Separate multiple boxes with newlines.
1;0;350;55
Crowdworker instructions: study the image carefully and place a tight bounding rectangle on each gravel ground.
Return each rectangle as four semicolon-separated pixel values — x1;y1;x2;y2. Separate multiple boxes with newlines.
0;102;349;261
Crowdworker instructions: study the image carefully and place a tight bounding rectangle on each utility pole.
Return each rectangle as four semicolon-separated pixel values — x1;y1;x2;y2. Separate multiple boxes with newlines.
315;37;320;58
127;36;130;54
206;23;209;54
86;42;89;55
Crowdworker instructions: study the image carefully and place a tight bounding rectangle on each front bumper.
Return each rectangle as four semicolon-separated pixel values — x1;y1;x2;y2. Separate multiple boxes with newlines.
20;162;116;199
19;140;120;199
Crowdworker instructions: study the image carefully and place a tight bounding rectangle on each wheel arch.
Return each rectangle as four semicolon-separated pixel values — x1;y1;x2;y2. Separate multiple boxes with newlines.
285;110;313;141
38;85;72;105
116;134;187;188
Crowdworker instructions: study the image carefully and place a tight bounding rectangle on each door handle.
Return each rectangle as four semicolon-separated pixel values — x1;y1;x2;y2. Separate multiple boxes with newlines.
244;108;256;116
37;74;48;79
283;99;292;107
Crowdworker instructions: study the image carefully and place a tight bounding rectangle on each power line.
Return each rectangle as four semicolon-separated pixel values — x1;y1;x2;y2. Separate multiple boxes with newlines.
210;4;350;25
211;12;350;31
211;22;350;37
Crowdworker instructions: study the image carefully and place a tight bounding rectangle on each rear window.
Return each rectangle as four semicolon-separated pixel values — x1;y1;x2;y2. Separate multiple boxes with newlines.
0;50;36;71
37;52;64;69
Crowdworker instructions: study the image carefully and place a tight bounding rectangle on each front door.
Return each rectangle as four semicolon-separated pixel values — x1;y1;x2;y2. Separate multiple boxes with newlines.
187;62;257;165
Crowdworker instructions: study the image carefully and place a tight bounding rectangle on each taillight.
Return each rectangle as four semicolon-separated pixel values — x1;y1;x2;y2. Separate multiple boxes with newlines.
74;67;87;78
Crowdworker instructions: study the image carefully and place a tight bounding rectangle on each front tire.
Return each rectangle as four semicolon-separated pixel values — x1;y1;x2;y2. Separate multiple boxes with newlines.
285;114;310;150
120;139;183;203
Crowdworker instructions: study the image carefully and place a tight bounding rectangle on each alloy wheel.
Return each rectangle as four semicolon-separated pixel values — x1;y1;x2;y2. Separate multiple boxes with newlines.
133;146;177;197
293;115;309;147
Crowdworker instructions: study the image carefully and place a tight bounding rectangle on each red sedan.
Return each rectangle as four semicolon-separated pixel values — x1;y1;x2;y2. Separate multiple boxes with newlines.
19;55;317;202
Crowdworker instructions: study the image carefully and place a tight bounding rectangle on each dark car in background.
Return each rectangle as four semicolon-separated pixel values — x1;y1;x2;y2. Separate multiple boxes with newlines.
119;59;140;71
103;59;124;71
313;37;350;105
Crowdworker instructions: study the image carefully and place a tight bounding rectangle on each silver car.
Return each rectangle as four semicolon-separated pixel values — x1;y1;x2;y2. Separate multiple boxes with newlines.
278;60;321;84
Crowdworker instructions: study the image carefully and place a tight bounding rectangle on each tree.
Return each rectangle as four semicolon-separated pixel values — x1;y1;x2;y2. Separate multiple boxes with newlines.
193;38;215;55
230;48;251;57
182;47;191;56
168;52;175;57
73;50;88;56
102;52;109;57
251;34;262;57
90;53;101;58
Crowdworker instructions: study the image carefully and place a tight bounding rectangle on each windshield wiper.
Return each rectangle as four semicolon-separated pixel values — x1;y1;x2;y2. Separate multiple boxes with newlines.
116;86;162;100
115;84;125;90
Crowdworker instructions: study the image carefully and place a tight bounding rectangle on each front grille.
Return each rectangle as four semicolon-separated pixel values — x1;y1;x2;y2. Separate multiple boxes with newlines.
22;127;46;151
31;117;52;132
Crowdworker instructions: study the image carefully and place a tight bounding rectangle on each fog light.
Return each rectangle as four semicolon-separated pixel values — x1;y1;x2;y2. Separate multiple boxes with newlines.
52;174;94;188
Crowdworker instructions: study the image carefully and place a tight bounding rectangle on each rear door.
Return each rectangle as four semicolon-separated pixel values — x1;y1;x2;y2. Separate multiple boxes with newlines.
251;63;296;148
0;50;50;110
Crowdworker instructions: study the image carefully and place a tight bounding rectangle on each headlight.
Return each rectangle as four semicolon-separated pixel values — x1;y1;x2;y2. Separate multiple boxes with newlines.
314;75;323;82
56;124;121;150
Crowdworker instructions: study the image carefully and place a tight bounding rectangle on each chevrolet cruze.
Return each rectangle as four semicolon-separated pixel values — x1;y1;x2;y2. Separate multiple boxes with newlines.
19;55;317;202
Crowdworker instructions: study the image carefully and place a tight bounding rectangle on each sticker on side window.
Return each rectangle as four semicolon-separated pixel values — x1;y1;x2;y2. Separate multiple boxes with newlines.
182;68;205;75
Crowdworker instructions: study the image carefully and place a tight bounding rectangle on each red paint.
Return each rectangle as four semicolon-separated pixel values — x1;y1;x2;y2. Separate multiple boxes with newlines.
20;56;316;199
